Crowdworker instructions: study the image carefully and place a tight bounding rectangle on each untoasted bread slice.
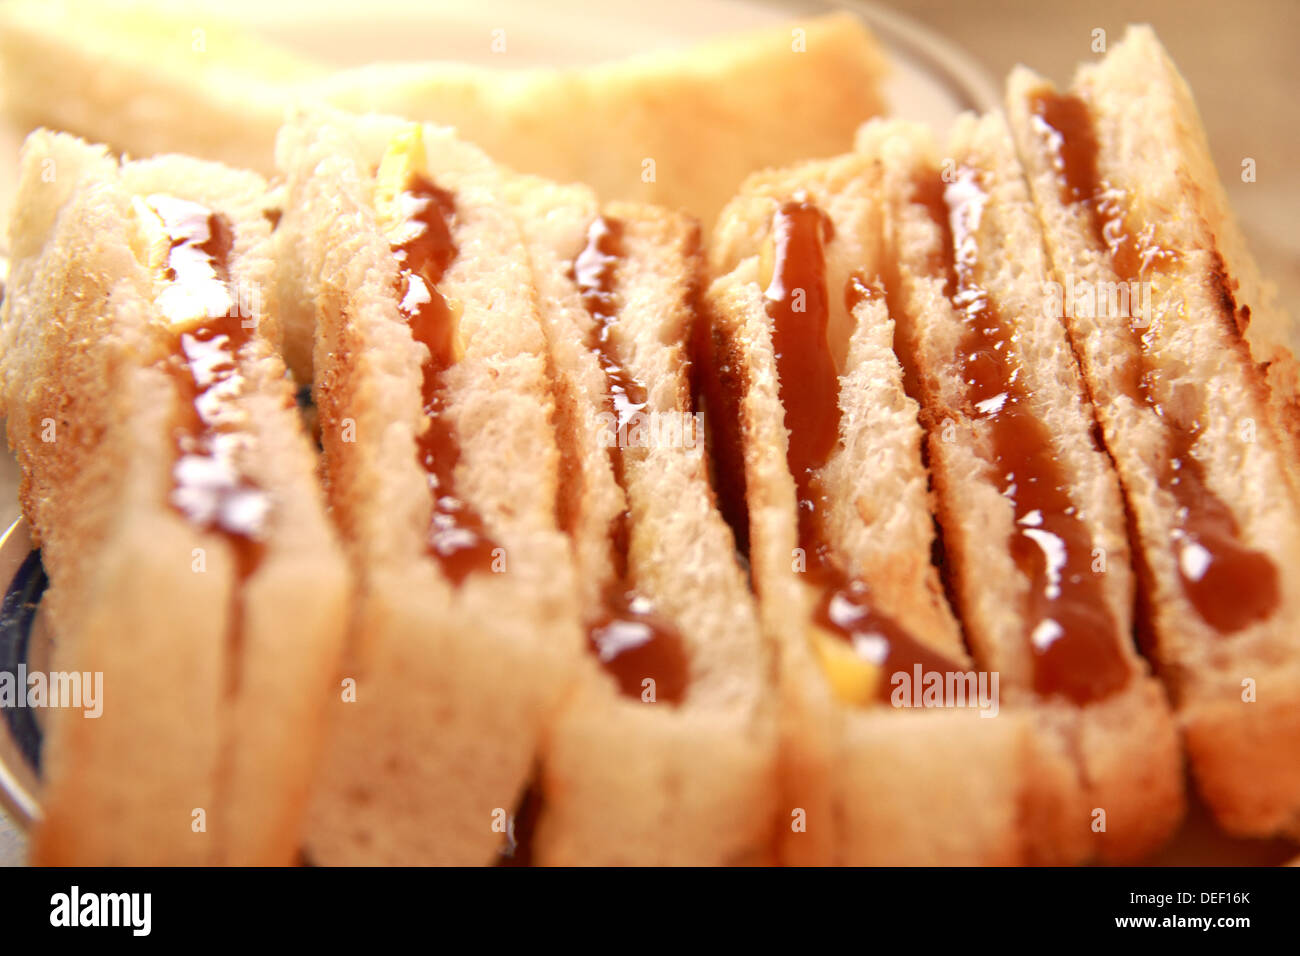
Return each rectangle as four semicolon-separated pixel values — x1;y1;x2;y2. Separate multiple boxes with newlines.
275;111;582;864
0;0;322;177
498;176;776;863
706;152;1030;865
0;2;886;242
319;12;886;235
1006;27;1300;837
0;130;347;865
857;114;1183;863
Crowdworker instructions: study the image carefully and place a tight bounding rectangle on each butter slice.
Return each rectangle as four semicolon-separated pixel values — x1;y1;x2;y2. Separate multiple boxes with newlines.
374;123;466;362
808;622;881;707
129;195;170;274
374;122;428;248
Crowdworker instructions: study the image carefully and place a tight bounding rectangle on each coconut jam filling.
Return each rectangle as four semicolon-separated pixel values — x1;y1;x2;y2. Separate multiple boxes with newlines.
569;215;689;704
136;194;269;571
909;166;1130;704
1029;90;1280;634
763;198;964;706
376;129;499;585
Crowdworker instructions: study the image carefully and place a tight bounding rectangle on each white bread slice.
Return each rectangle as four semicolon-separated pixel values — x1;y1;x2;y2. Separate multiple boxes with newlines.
856;115;1183;863
0;3;885;238
706;153;1030;865
0;130;347;865
0;0;322;177
1006;28;1300;838
275;110;582;864
317;12;886;236
499;176;776;863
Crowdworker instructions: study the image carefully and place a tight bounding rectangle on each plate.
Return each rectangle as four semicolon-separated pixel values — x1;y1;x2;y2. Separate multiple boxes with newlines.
0;518;42;834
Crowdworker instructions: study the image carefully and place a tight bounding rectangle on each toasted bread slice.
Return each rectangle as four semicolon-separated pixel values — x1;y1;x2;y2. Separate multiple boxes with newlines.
1006;27;1300;837
706;152;1030;865
498;175;776;864
856;115;1183;862
275;111;582;864
0;130;347;865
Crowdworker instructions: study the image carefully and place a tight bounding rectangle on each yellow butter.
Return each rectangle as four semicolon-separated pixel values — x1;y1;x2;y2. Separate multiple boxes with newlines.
374;122;427;246
808;622;881;706
129;196;170;274
375;123;466;363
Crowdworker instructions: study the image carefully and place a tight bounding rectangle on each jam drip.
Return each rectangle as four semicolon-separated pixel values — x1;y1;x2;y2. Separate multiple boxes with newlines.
391;173;498;585
690;311;751;556
150;194;268;572
766;200;962;703
571;216;689;704
920;168;1129;704
1030;91;1280;634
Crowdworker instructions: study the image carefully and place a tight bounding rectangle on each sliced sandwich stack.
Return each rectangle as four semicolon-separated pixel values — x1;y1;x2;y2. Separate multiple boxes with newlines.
706;153;1031;865
275;111;586;865
274;110;774;865
1;22;1296;866
857;113;1183;862
0;133;348;864
1005;26;1300;838
697;26;1298;860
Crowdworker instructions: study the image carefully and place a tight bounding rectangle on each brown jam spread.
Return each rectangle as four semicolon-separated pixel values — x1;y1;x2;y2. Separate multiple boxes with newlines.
941;166;1130;703
149;194;268;572
766;200;963;702
1029;92;1178;282
1030;91;1280;634
1163;430;1280;632
391;173;498;585
690;313;752;557
844;270;884;313
570;216;689;704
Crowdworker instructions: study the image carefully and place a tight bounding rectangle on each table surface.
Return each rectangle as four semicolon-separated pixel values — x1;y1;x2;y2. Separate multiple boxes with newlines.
1;0;1295;866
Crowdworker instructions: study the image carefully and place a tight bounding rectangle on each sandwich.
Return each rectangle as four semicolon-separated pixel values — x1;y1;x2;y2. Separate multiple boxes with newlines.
705;152;1031;865
497;175;776;864
1005;26;1300;837
275;111;583;865
0;130;348;864
853;113;1184;862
